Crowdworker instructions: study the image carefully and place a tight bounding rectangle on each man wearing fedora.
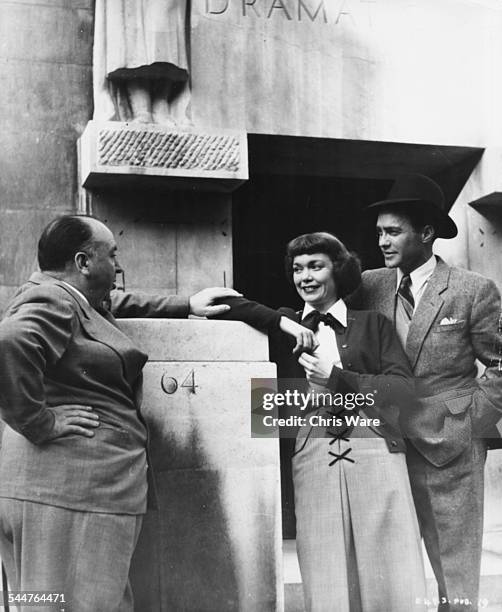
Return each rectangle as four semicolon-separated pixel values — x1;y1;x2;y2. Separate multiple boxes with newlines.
353;174;502;611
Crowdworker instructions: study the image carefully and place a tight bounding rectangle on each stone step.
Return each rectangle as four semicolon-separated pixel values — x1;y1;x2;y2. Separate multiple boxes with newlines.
284;577;502;612
283;539;502;612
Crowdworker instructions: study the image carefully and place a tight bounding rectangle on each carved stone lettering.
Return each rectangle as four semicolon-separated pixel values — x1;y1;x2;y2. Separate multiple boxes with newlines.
206;0;230;14
298;0;327;23
243;0;261;17
203;0;371;25
335;0;353;24
267;0;292;20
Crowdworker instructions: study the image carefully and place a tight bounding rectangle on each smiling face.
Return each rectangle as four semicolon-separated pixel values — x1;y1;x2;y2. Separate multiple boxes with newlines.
292;253;338;312
376;211;432;274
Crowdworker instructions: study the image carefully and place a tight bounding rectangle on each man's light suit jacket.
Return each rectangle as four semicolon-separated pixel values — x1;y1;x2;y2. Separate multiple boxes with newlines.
354;257;502;466
0;272;189;514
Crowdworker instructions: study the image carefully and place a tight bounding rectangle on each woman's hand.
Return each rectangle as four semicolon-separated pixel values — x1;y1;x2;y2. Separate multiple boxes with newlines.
46;405;100;441
298;352;332;384
279;317;319;354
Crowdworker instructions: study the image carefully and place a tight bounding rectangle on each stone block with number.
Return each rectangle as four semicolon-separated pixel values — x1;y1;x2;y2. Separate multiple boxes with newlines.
117;319;282;612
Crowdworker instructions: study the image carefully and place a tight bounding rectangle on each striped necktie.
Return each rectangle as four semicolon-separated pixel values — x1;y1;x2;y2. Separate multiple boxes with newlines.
398;275;414;320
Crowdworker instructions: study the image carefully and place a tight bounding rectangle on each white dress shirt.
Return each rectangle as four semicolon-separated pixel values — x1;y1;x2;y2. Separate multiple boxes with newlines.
301;299;347;388
60;281;90;305
396;255;437;312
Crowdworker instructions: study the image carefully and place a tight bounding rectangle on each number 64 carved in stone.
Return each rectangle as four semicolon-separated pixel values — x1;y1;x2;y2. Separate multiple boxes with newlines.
161;370;198;395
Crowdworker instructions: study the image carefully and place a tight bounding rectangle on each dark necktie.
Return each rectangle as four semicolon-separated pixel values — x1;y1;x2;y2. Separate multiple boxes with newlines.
301;310;345;333
397;275;414;320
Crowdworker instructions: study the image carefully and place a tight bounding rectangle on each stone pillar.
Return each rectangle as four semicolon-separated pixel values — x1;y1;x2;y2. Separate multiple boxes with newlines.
118;319;283;611
78;121;247;292
0;0;94;313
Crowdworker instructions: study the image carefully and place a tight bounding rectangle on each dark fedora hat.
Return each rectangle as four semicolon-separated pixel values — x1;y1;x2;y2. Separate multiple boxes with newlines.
367;174;457;239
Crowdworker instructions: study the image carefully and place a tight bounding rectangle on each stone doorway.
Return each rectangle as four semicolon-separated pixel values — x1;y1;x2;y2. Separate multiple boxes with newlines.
231;133;483;541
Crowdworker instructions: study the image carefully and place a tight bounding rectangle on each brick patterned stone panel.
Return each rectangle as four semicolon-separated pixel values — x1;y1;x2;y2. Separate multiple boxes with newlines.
98;129;241;173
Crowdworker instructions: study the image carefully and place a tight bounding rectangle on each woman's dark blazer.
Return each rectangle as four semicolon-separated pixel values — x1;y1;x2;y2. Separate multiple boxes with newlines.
216;296;416;453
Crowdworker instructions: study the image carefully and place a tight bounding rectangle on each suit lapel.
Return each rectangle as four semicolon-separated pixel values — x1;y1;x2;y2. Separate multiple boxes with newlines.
376;270;396;319
339;311;355;353
335;310;356;370
294;311;307;379
406;258;449;369
27;272;147;382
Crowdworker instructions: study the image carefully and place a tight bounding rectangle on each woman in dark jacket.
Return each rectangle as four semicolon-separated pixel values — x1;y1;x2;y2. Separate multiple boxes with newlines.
217;232;426;612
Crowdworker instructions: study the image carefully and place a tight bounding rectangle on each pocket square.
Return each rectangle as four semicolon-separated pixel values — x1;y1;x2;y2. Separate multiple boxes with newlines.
439;317;463;325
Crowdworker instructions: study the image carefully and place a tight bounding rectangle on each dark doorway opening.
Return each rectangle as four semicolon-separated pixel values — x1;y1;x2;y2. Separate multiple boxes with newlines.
232;174;392;309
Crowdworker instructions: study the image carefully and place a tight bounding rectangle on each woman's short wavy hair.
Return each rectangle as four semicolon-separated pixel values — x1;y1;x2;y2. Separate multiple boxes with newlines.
285;232;361;299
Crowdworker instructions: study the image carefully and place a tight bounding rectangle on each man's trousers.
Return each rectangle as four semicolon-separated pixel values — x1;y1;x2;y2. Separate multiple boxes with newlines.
0;498;142;612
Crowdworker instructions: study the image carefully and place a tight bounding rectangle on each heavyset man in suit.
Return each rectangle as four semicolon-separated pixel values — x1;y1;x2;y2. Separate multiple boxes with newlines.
0;214;240;611
355;174;502;612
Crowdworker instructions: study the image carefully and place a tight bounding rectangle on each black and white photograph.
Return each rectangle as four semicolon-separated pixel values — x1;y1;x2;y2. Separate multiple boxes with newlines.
0;0;501;611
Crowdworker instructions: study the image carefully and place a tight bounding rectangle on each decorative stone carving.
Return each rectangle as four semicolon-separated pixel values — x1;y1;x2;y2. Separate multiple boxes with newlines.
79;122;248;192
